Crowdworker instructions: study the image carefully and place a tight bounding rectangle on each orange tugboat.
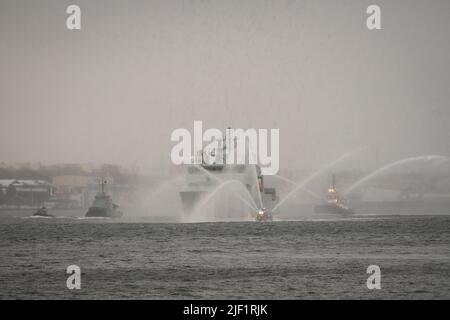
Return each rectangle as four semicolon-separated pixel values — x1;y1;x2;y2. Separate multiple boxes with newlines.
314;175;355;215
255;208;272;221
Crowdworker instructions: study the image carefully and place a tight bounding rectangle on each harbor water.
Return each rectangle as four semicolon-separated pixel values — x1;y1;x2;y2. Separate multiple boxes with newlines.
0;212;449;299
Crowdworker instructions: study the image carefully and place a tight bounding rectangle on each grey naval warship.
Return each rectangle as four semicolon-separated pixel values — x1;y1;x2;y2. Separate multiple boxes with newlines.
85;179;123;218
179;128;278;221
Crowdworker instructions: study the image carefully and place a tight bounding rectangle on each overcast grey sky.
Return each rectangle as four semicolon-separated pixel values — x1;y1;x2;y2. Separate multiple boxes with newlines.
0;0;449;174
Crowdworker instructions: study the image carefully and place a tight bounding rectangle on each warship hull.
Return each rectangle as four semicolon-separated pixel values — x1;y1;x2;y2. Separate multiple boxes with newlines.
179;164;278;220
179;190;205;213
85;207;123;218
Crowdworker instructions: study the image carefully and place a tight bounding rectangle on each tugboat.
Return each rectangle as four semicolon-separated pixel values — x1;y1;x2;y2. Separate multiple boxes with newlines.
32;206;54;217
85;179;123;218
314;175;354;215
255;208;273;222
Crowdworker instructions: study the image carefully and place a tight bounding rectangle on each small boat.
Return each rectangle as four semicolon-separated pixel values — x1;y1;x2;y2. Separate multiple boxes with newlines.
33;206;54;217
255;208;272;221
314;175;355;215
85;179;123;218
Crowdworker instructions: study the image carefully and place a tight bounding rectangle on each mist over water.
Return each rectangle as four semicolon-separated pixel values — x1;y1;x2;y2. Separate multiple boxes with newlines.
133;176;185;221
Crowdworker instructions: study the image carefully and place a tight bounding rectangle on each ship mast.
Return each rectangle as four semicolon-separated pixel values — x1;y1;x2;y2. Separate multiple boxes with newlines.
225;127;232;165
101;178;106;194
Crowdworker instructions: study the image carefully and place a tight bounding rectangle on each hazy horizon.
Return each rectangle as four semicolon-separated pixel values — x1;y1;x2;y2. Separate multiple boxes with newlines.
1;0;449;174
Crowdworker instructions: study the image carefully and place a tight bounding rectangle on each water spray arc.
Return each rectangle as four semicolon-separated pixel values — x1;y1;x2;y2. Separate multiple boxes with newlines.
271;175;321;200
344;155;449;195
272;148;364;212
195;180;259;212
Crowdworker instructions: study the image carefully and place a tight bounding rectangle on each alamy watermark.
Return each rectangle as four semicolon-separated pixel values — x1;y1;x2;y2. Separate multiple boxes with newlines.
66;5;81;30
366;5;381;30
170;121;280;175
66;265;81;290
366;265;381;290
65;4;381;31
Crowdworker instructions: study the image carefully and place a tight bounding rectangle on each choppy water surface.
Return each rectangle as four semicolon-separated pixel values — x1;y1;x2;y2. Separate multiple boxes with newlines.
0;213;449;299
